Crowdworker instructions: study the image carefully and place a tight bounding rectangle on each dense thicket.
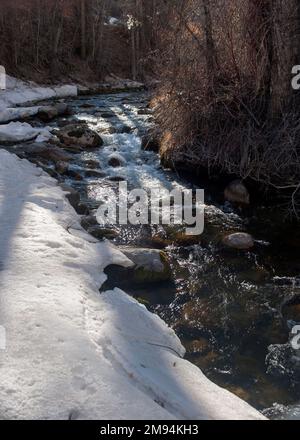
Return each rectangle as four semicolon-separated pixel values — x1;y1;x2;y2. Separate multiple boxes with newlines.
154;0;300;217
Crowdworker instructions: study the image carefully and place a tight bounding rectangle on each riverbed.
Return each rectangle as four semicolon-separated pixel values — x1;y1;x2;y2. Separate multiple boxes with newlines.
35;90;300;418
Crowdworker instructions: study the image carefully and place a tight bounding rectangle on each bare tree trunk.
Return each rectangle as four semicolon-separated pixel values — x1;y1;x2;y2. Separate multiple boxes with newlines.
270;0;299;116
131;28;137;80
202;0;217;79
81;0;87;59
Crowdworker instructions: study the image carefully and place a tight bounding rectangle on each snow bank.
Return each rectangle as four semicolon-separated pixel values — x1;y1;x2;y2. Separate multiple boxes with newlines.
0;75;77;123
0;150;266;420
0;121;52;144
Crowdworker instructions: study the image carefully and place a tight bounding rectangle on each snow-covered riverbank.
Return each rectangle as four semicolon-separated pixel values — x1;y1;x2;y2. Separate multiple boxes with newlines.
0;149;266;420
0;76;77;121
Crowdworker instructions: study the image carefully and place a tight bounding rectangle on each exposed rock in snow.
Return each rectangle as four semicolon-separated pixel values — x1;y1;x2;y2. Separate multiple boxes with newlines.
0;150;266;420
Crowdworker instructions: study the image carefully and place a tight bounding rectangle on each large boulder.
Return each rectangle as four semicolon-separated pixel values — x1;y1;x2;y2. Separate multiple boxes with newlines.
57;123;103;149
222;232;254;250
224;180;250;205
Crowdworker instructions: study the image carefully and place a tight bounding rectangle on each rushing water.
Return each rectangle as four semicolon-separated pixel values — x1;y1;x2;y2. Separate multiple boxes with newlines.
46;90;300;418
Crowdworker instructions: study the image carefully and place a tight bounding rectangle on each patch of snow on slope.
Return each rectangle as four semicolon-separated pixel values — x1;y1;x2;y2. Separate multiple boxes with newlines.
0;150;266;420
0;121;52;143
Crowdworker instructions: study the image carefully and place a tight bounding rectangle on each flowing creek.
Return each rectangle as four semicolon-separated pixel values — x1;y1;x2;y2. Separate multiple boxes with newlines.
37;90;300;418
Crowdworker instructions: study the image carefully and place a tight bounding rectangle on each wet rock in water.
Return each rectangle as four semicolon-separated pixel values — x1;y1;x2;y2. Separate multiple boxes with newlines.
38;103;70;122
15;142;72;164
76;202;90;215
100;112;115;119
108;247;172;285
80;103;95;109
60;184;80;210
201;205;244;245
224;180;250;205
137;108;152;116
108;153;126;168
84;169;106;178
81;215;98;230
65;169;83;181
87;226;118;240
55;161;69;175
57;123;103;149
59;143;83;153
141;133;160;152
83;159;101;169
266;343;300;384
117;125;133;134
152;225;201;248
222;232;254;250
108;176;126;182
182;297;224;330
185;338;211;356
281;295;300;323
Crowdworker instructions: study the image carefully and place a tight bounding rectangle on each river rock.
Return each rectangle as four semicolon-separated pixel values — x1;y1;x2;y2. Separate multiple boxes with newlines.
222;232;254;250
121;247;171;284
224;180;250;205
81;215;98;230
55;161;69;175
83;159;101;169
84;169;106;178
281;295;300;324
59;184;80;210
101;112;115;119
38;103;70;122
108;176;126;182
266;343;300;384
117;125;133;134
57;123;103;149
152;225;201;248
137;108;152;116
108;153;126;168
65;169;83;181
15;142;72;164
87;226;118;240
